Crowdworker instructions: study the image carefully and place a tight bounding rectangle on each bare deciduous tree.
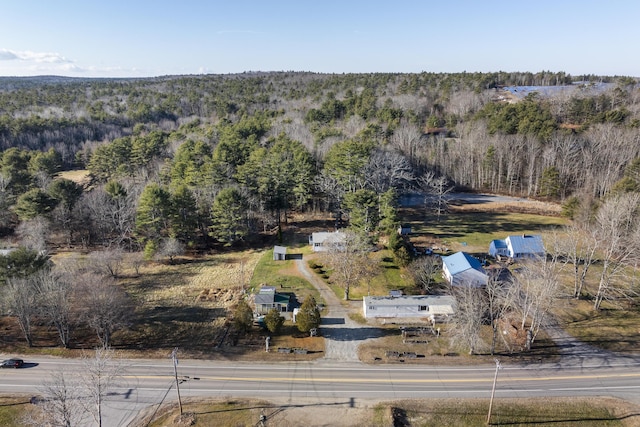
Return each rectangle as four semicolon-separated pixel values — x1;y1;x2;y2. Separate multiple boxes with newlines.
512;257;560;349
78;182;140;247
389;120;422;164
0;173;14;230
322;231;376;300
157;237;186;264
31;370;87;427
78;273;133;348
78;347;125;427
553;223;598;298
35;269;77;348
16;216;50;252
314;172;346;220
88;248;125;278
418;172;453;221
450;284;487;355
128;251;145;276
593;193;640;310
364;149;414;194
485;272;518;355
3;276;39;347
407;256;442;294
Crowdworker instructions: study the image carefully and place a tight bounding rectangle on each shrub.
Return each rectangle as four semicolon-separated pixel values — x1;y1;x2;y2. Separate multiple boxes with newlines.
296;296;321;335
232;300;253;334
264;308;285;334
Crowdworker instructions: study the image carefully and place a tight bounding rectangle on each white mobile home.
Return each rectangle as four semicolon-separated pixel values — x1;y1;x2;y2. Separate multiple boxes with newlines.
362;295;455;319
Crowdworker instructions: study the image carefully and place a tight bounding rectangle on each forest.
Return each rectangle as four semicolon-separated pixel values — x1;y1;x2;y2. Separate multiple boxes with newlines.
0;70;638;253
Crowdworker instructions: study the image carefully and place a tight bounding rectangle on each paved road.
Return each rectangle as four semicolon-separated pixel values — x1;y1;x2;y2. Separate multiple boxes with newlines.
2;357;639;426
400;192;544;207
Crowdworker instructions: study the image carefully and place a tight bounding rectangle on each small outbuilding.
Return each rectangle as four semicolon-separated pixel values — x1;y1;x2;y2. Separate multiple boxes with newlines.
397;225;411;235
273;245;287;261
363;295;455;319
442;251;488;287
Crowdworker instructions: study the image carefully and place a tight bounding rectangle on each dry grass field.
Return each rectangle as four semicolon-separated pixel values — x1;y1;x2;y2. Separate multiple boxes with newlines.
117;249;324;360
130;396;640;427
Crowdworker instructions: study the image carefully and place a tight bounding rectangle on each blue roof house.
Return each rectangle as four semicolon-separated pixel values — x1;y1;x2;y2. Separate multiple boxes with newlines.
489;235;545;260
489;239;509;258
442;252;488;287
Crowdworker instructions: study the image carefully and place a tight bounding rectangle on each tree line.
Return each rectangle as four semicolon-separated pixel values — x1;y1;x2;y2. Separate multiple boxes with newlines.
0;71;638;252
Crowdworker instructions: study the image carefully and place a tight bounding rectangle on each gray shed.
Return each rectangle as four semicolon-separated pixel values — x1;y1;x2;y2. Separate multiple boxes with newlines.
273;245;287;261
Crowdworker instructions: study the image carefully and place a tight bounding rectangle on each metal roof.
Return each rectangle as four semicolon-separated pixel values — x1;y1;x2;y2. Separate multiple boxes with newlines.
506;235;545;256
442;251;483;276
364;295;455;314
310;231;346;244
490;239;507;249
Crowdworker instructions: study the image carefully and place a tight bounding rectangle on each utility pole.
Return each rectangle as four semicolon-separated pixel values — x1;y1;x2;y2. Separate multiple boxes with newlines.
170;347;183;415
486;358;502;425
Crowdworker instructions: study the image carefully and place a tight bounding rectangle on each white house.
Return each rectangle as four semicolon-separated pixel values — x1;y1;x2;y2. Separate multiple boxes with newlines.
362;295;455;319
489;234;545;260
309;231;346;252
442;251;488;287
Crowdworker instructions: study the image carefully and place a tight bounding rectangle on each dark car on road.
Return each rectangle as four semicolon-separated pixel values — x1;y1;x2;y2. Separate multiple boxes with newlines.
0;358;24;368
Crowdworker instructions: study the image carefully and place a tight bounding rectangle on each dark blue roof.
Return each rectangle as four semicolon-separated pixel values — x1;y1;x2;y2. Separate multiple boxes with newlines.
490;239;507;249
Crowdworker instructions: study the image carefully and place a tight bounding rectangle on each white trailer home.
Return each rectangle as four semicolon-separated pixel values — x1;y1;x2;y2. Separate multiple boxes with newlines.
362;295;455;319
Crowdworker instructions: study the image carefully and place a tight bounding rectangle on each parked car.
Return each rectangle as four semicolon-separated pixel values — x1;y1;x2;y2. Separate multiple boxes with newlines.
1;358;24;368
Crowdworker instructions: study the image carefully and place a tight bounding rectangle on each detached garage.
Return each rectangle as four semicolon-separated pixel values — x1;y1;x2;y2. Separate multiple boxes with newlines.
362;295;455;319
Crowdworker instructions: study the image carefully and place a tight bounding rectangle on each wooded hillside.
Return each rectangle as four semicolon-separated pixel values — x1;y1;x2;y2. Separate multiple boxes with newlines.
1;71;639;250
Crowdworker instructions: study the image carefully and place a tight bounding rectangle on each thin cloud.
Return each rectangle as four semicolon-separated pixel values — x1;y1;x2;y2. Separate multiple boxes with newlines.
0;49;72;64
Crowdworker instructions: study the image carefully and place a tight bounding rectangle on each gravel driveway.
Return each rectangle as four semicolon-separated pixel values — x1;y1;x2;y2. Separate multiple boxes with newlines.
295;259;382;363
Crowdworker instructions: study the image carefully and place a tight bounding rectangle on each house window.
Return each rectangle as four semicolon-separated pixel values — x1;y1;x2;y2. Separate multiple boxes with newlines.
368;306;375;310
419;305;428;311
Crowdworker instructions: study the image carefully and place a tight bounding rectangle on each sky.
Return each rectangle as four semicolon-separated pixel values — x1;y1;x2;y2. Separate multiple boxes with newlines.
1;0;639;78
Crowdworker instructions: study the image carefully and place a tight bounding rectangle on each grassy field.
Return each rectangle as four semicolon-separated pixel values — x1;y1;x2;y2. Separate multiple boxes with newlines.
249;248;322;305
123;396;638;427
556;298;640;354
403;206;567;255
377;397;636;427
0;396;37;427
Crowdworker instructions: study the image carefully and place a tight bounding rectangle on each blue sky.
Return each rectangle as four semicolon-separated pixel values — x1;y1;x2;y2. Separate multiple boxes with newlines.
1;0;638;78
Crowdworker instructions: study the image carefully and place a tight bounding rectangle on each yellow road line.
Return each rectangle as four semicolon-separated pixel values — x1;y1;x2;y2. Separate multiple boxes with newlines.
125;372;640;384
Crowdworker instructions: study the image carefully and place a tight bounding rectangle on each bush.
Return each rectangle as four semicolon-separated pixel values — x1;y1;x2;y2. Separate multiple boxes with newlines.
143;240;157;261
296;296;321;335
264;308;285;334
232;300;253;334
